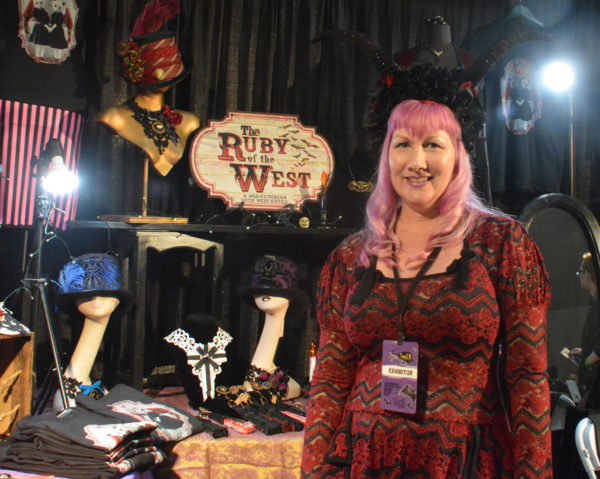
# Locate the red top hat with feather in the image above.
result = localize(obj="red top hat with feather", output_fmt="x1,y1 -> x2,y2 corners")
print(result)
118,0 -> 188,89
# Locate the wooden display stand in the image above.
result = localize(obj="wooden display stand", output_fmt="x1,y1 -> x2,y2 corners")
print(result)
0,333 -> 34,437
100,157 -> 188,224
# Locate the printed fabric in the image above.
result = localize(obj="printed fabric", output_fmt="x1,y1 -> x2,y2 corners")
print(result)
301,215 -> 552,478
0,384 -> 203,478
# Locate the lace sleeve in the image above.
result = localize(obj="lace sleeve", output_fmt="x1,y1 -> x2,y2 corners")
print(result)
301,240 -> 359,479
497,221 -> 552,478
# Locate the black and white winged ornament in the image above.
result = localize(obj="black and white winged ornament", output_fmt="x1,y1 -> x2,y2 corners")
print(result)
313,19 -> 554,156
164,327 -> 233,401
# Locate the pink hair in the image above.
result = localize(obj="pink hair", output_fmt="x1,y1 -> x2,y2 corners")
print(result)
360,99 -> 499,267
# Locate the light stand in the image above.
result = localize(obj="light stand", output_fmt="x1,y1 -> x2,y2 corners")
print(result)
23,278 -> 69,411
26,138 -> 79,412
543,61 -> 575,196
568,93 -> 574,196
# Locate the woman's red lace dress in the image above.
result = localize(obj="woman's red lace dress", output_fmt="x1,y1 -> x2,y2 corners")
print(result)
301,216 -> 552,478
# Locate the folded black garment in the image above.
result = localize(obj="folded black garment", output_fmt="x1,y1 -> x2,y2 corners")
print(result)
0,383 -> 203,479
273,401 -> 306,417
8,407 -> 158,453
270,402 -> 306,425
258,405 -> 304,433
225,402 -> 304,434
75,383 -> 204,443
0,440 -> 164,479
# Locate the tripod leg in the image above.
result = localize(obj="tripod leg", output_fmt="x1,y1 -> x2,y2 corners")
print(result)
32,366 -> 57,415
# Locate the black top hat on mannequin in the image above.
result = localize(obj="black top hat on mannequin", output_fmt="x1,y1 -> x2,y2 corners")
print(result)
54,253 -> 135,319
237,255 -> 310,318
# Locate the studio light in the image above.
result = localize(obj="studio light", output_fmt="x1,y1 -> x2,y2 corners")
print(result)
42,156 -> 79,194
40,139 -> 79,195
543,61 -> 575,92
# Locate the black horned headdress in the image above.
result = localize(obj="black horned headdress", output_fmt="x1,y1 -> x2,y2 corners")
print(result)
314,20 -> 553,156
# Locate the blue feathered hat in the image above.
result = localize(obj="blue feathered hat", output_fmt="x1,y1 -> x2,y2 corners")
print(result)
54,253 -> 135,319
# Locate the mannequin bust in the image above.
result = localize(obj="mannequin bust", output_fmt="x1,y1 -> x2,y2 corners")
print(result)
244,294 -> 301,400
395,16 -> 472,70
96,87 -> 200,176
96,0 -> 199,178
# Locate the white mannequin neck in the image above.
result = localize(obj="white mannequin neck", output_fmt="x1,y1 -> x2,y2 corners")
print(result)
250,296 -> 289,371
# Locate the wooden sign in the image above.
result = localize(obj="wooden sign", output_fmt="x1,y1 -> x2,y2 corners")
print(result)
189,112 -> 334,211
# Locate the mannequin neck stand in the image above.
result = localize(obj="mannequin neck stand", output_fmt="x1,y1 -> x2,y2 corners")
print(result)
245,296 -> 301,400
53,296 -> 118,411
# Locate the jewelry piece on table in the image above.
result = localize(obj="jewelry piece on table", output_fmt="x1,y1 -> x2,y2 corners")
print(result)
347,162 -> 376,193
244,365 -> 290,403
234,392 -> 252,406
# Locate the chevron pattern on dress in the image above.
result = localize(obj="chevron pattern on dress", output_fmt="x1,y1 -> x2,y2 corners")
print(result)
302,216 -> 552,479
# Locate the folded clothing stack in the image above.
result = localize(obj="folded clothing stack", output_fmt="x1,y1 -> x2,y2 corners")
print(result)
0,384 -> 203,479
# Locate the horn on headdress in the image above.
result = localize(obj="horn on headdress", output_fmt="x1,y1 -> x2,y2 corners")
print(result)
363,20 -> 554,154
312,29 -> 398,76
463,19 -> 555,86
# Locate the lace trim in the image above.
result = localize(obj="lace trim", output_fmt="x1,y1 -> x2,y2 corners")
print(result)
164,327 -> 233,402
354,241 -> 476,284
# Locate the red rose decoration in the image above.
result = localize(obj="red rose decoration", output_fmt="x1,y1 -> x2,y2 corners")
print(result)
161,105 -> 183,125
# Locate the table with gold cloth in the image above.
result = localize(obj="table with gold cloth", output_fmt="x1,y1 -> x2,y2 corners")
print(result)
155,428 -> 304,478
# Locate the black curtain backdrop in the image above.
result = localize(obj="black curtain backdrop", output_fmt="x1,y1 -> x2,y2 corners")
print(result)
2,0 -> 600,416
77,0 -> 600,223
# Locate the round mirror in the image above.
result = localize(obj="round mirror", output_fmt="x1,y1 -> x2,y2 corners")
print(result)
520,193 -> 600,399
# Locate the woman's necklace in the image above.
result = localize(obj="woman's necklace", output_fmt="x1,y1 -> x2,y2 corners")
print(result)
420,42 -> 452,61
125,99 -> 182,154
348,162 -> 376,193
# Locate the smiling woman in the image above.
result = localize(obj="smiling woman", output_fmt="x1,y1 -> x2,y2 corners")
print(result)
387,128 -> 456,221
301,99 -> 554,478
364,100 -> 481,273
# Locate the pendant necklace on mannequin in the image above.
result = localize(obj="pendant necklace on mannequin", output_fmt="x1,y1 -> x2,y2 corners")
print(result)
126,99 -> 181,154
420,42 -> 452,62
348,162 -> 377,193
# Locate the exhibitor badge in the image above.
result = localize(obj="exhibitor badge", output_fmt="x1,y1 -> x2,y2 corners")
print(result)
381,340 -> 419,414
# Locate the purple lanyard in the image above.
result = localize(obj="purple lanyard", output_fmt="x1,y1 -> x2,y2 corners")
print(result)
391,246 -> 441,344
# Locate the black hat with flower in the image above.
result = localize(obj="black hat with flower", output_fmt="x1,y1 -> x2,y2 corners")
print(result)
315,19 -> 554,157
54,253 -> 135,319
237,255 -> 310,318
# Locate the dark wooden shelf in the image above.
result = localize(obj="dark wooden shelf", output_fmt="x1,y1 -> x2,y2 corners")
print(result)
68,220 -> 357,238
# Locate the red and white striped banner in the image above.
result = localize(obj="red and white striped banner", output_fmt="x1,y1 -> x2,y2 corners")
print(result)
0,99 -> 84,230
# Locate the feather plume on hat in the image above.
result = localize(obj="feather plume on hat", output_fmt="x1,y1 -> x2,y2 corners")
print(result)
54,254 -> 135,319
131,0 -> 181,37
